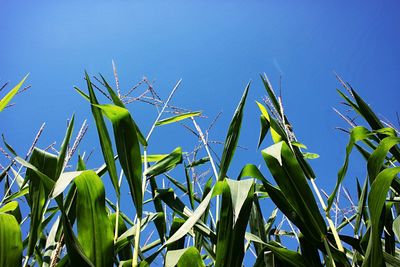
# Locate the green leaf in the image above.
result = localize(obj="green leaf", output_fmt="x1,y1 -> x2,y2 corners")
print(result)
96,104 -> 143,217
0,74 -> 28,112
0,201 -> 21,223
367,137 -> 400,183
74,170 -> 114,267
257,114 -> 270,149
85,72 -> 120,199
165,247 -> 205,267
393,215 -> 400,242
145,147 -> 182,177
225,179 -> 254,225
99,74 -> 148,147
0,213 -> 23,267
50,171 -> 83,199
218,82 -> 250,180
142,154 -> 167,162
166,187 -> 214,245
302,152 -> 319,159
363,167 -> 400,267
155,111 -> 202,126
354,178 -> 368,236
186,157 -> 210,168
215,179 -> 254,267
55,115 -> 75,178
328,126 -> 371,211
262,141 -> 326,242
25,148 -> 58,257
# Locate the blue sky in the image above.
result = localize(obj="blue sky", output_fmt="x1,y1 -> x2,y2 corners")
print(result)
1,0 -> 400,264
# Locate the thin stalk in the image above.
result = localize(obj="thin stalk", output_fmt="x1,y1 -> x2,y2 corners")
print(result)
191,117 -> 220,221
132,216 -> 142,267
145,79 -> 182,142
310,178 -> 344,252
22,256 -> 29,267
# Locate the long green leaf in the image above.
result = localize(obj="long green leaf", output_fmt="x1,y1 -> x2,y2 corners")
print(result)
0,213 -> 23,266
262,141 -> 326,242
0,74 -> 28,112
55,115 -> 75,178
25,148 -> 58,257
363,167 -> 400,267
74,170 -> 113,267
96,104 -> 143,217
218,82 -> 250,180
85,73 -> 120,199
83,78 -> 120,200
156,111 -> 202,126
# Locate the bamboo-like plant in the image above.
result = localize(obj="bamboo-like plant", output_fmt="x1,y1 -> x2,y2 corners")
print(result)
0,70 -> 399,267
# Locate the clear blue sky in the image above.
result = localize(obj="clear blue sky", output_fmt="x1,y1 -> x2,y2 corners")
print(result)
1,0 -> 400,264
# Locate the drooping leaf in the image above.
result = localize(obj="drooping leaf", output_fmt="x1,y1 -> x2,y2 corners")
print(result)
155,111 -> 202,126
0,213 -> 23,267
99,73 -> 148,147
328,126 -> 371,211
74,170 -> 114,267
0,74 -> 28,112
96,104 -> 143,217
218,82 -> 250,180
367,136 -> 400,183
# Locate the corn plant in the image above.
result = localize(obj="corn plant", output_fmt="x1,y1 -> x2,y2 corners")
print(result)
0,70 -> 399,267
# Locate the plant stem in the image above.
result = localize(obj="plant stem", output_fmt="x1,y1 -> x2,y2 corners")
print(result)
310,178 -> 344,252
132,216 -> 142,267
191,117 -> 220,221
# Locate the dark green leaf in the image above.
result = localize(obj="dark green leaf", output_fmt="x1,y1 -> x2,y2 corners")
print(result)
85,72 -> 120,199
218,82 -> 250,180
96,104 -> 143,217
